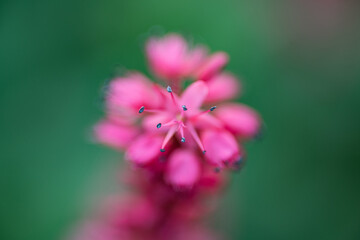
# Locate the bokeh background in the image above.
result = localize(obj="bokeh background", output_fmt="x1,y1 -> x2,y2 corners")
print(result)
1,0 -> 360,239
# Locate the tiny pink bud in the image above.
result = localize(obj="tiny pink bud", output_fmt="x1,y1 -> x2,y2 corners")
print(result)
202,129 -> 241,167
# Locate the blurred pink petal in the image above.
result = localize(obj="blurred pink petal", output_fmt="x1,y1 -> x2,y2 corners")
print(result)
193,114 -> 224,130
202,129 -> 241,167
146,34 -> 207,81
205,72 -> 241,103
69,220 -> 130,240
120,197 -> 160,229
125,134 -> 163,165
94,120 -> 138,150
185,46 -> 208,75
215,103 -> 261,139
195,52 -> 229,81
166,149 -> 201,188
106,72 -> 161,114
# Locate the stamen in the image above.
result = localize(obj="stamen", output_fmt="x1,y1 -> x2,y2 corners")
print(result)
166,85 -> 181,112
187,122 -> 206,153
182,105 -> 188,111
138,106 -> 164,114
157,123 -> 162,129
161,126 -> 177,151
144,109 -> 164,113
190,106 -> 217,120
162,120 -> 178,127
179,124 -> 185,143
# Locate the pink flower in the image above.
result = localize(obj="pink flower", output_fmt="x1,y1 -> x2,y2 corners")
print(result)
97,74 -> 260,170
84,33 -> 262,240
135,80 -> 256,169
146,34 -> 207,81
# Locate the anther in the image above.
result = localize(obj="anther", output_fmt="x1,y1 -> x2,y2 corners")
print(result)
181,137 -> 186,143
160,148 -> 165,152
182,105 -> 188,111
139,106 -> 145,113
210,106 -> 217,111
214,167 -> 221,173
157,123 -> 162,129
203,150 -> 206,154
166,86 -> 172,93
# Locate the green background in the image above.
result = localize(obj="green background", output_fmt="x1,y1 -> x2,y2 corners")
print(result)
1,0 -> 360,239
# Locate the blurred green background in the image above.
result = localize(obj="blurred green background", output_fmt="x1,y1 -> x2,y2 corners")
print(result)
1,0 -> 360,239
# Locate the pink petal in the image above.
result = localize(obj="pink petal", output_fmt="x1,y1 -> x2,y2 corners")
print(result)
106,72 -> 161,114
180,81 -> 208,114
142,113 -> 173,133
166,149 -> 201,188
125,134 -> 163,165
195,52 -> 229,81
185,45 -> 208,75
202,129 -> 241,167
124,197 -> 160,229
146,34 -> 188,80
193,114 -> 224,130
205,72 -> 241,103
215,103 -> 261,139
94,120 -> 138,150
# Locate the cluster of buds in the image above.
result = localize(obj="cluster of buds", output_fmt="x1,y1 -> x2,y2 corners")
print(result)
71,33 -> 261,240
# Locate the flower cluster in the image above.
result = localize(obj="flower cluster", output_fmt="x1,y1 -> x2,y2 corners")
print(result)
71,33 -> 261,240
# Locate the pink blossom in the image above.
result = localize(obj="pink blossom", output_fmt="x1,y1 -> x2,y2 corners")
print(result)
146,34 -> 207,81
78,33 -> 262,240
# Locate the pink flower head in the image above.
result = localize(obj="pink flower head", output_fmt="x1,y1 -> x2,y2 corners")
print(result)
136,80 -> 250,169
86,32 -> 262,240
